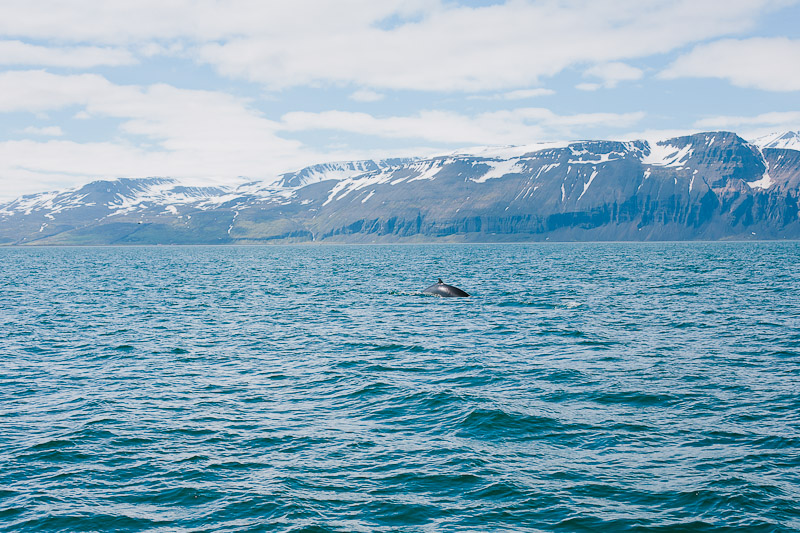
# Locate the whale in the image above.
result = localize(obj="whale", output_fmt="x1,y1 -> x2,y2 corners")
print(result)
423,278 -> 470,297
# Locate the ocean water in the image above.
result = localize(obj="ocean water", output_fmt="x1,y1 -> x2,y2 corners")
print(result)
1,242 -> 799,532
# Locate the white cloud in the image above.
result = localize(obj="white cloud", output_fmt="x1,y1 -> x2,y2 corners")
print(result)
660,37 -> 800,91
469,88 -> 555,100
693,111 -> 800,138
499,88 -> 555,100
694,111 -> 800,129
281,108 -> 645,146
138,42 -> 185,58
0,0 -> 439,44
349,89 -> 385,102
0,64 -> 648,200
194,0 -> 784,91
581,62 -> 644,89
616,128 -> 705,144
0,70 -> 315,200
0,71 -> 287,154
0,69 -> 642,199
0,1 -> 797,201
0,70 -> 118,112
0,40 -> 135,67
0,0 -> 784,91
22,125 -> 63,136
576,83 -> 601,92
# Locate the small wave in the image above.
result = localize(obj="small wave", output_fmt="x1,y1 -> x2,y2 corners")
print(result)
128,485 -> 225,506
496,300 -> 549,308
387,290 -> 424,297
8,513 -> 165,532
164,427 -> 217,437
750,434 -> 800,450
456,407 -> 566,440
0,506 -> 24,521
19,446 -> 91,463
99,328 -> 130,336
113,344 -> 134,351
111,436 -> 156,446
590,390 -> 680,407
669,321 -> 712,329
371,343 -> 426,353
464,480 -> 529,501
769,349 -> 798,358
578,338 -> 619,347
538,328 -> 586,338
208,459 -> 273,470
338,381 -> 396,400
26,439 -> 75,451
359,389 -> 472,426
375,471 -> 482,494
540,368 -> 591,384
360,500 -> 442,526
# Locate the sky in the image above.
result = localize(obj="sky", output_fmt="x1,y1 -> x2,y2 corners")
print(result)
0,0 -> 799,201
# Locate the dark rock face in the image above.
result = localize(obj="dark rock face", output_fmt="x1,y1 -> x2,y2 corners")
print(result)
2,131 -> 799,245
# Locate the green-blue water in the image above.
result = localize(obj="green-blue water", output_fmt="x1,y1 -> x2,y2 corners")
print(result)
1,243 -> 799,532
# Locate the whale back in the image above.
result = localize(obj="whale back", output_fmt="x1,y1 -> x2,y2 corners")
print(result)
423,281 -> 470,297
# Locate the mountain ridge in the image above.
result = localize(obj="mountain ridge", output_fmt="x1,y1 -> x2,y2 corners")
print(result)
2,131 -> 799,245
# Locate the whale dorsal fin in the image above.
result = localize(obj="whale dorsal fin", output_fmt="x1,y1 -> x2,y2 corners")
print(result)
438,278 -> 443,284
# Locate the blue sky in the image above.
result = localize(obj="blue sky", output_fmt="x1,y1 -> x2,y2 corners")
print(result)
0,0 -> 799,200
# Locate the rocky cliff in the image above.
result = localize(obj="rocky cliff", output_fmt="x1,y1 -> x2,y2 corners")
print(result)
1,131 -> 799,244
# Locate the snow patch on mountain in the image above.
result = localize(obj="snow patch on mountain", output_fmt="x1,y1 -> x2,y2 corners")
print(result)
577,169 -> 599,201
2,191 -> 64,216
0,177 -> 295,219
747,172 -> 774,189
107,180 -> 200,215
408,160 -> 449,182
641,142 -> 693,168
277,159 -> 416,188
752,131 -> 800,151
568,150 -> 623,165
443,141 -> 570,159
472,159 -> 525,183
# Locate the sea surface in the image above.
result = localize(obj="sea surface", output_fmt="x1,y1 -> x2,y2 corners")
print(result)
1,242 -> 799,532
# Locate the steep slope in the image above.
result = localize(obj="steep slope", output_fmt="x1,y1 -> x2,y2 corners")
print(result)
275,158 -> 417,187
753,131 -> 800,151
302,132 -> 798,241
1,131 -> 799,244
0,178 -> 289,244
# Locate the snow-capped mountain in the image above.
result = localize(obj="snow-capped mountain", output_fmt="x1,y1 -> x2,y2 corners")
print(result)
275,158 -> 417,188
2,131 -> 799,244
753,131 -> 800,151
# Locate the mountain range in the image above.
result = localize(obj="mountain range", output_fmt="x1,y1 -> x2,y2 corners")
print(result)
1,131 -> 799,245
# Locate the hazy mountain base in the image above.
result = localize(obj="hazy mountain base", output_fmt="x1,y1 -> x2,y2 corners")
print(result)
2,132 -> 799,244
12,204 -> 797,245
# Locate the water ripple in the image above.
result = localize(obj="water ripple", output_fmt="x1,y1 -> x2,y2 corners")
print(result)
1,242 -> 799,531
